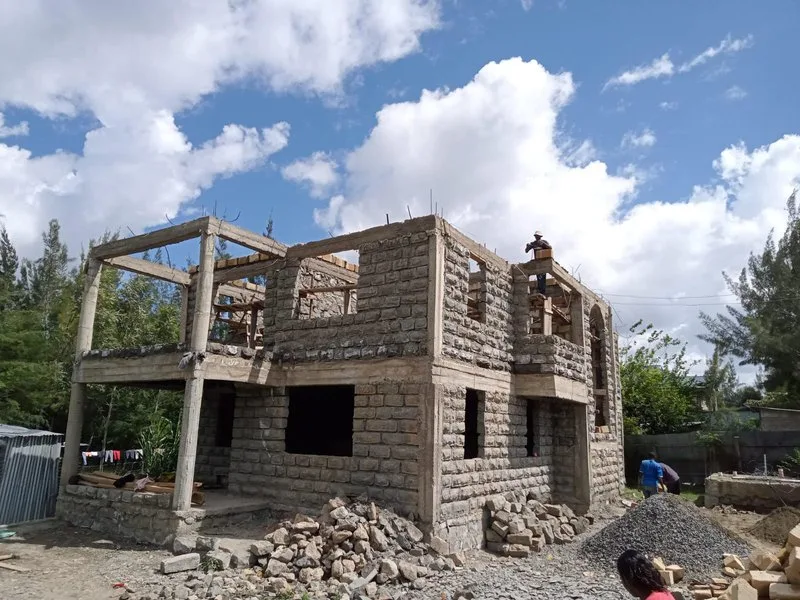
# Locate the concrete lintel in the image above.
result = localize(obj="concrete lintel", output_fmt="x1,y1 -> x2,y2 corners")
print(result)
513,373 -> 589,404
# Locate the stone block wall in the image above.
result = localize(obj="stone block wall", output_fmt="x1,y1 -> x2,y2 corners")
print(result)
195,391 -> 232,487
441,236 -> 514,371
581,294 -> 625,503
261,230 -> 432,362
705,473 -> 800,510
296,263 -> 357,319
436,384 -> 582,551
57,485 -> 179,546
514,334 -> 586,381
226,382 -> 421,516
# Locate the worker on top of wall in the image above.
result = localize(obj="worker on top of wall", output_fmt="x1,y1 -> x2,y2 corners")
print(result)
525,230 -> 552,295
658,462 -> 681,495
638,451 -> 664,499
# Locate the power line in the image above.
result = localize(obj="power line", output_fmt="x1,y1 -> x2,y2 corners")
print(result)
610,301 -> 741,307
598,291 -> 737,300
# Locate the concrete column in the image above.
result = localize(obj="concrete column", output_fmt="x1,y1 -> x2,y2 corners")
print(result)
426,230 -> 445,358
574,403 -> 592,513
173,231 -> 216,511
418,383 -> 442,531
60,258 -> 103,487
178,285 -> 189,344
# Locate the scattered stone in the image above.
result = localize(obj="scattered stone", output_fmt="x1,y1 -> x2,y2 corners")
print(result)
195,536 -> 217,552
172,536 -> 196,555
789,525 -> 800,547
750,571 -> 787,595
161,553 -> 200,575
750,551 -> 782,572
769,583 -> 800,600
249,541 -> 273,557
205,550 -> 231,571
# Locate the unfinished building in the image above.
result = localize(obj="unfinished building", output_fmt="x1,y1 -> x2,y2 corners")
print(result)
56,215 -> 624,551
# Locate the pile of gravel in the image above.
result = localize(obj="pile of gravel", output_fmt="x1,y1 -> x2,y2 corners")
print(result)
580,494 -> 749,578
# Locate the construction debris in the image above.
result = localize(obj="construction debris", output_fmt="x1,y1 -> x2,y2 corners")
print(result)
686,519 -> 800,600
483,494 -> 589,557
0,553 -> 29,573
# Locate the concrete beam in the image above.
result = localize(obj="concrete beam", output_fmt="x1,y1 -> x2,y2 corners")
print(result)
89,217 -> 210,260
209,217 -> 287,257
105,255 -> 191,286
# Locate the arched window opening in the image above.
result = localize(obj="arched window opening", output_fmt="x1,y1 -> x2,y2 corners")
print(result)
590,305 -> 608,429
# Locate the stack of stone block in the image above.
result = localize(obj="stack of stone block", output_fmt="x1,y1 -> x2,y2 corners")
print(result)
483,493 -> 589,558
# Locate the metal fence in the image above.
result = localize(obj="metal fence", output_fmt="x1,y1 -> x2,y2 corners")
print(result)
0,425 -> 63,525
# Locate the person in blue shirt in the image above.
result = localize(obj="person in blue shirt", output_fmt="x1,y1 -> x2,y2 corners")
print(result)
639,451 -> 664,499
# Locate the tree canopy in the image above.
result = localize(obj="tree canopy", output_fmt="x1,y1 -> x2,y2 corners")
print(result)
0,220 -> 182,448
699,190 -> 800,405
619,320 -> 700,435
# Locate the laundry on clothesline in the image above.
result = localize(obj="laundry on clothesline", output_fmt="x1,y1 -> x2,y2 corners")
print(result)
80,448 -> 143,465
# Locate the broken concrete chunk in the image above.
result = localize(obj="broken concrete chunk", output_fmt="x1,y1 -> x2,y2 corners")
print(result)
660,570 -> 675,586
725,555 -> 747,571
666,565 -> 685,583
652,557 -> 667,571
486,496 -> 507,513
750,571 -> 787,596
769,583 -> 800,600
205,550 -> 231,570
172,535 -> 197,555
724,579 -> 758,600
786,547 -> 800,585
750,551 -> 782,572
379,559 -> 399,580
249,541 -> 274,558
272,547 -> 294,563
788,525 -> 800,548
398,561 -> 419,582
506,531 -> 533,546
161,553 -> 200,574
268,527 -> 291,546
265,558 -> 288,577
195,536 -> 218,552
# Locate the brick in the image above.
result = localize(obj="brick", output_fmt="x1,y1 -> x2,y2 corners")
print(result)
786,548 -> 800,585
750,571 -> 786,596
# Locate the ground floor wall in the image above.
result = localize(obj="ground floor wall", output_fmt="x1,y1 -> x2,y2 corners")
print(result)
590,432 -> 625,505
195,384 -> 233,488
56,485 -> 185,545
432,383 -> 591,552
226,381 -> 423,517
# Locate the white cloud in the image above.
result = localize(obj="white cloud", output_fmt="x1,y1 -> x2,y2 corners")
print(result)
0,113 -> 29,138
521,0 -> 534,10
282,152 -> 340,198
621,128 -> 657,149
677,34 -> 754,73
0,0 -> 440,256
605,34 -> 753,89
315,57 -> 800,371
725,85 -> 748,100
604,54 -> 674,89
659,101 -> 678,111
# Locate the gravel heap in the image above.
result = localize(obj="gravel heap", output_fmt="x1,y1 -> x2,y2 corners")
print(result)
580,494 -> 750,578
747,506 -> 800,546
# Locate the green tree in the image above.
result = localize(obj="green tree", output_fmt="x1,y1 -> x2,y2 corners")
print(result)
700,190 -> 800,403
699,347 -> 739,412
620,320 -> 699,435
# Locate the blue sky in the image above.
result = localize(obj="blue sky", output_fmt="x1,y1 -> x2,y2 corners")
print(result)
1,0 -> 798,374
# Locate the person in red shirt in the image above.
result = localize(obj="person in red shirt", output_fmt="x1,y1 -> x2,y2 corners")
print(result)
617,549 -> 675,600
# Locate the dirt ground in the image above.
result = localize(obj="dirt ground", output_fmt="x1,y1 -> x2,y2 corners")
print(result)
0,523 -> 171,600
0,504 -> 785,600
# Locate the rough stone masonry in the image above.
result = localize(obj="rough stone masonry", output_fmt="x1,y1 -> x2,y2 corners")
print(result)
58,214 -> 625,553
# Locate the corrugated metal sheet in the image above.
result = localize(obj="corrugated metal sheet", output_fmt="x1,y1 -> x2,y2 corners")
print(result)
0,426 -> 63,525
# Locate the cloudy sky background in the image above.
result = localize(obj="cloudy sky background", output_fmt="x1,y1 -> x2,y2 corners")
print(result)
1,0 -> 798,379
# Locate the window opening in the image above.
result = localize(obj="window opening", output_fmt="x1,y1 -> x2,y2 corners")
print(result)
285,385 -> 355,456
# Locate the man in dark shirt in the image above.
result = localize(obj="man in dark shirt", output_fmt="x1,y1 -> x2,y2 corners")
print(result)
525,231 -> 552,294
659,462 -> 681,495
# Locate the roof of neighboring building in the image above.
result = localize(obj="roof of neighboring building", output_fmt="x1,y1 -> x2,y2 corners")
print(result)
0,424 -> 60,438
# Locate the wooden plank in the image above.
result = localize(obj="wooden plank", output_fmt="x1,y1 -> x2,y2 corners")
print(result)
286,215 -> 437,259
89,217 -> 210,260
0,561 -> 30,573
211,218 -> 287,257
105,256 -> 191,286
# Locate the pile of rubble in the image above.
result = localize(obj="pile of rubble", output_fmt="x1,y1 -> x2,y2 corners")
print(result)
157,497 -> 463,600
483,494 -> 589,557
687,523 -> 800,600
